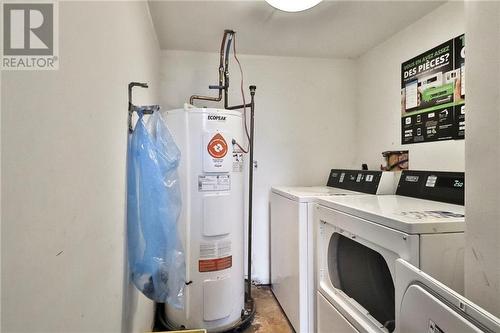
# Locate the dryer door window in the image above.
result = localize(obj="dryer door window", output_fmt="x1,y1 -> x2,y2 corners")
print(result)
328,233 -> 395,332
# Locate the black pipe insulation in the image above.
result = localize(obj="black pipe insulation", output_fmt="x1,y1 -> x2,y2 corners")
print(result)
223,34 -> 233,109
246,85 -> 256,301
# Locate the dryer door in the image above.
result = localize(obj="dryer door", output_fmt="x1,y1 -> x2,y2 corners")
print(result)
395,259 -> 500,333
316,205 -> 419,333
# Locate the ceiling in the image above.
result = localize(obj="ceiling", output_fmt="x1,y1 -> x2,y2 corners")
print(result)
148,0 -> 445,59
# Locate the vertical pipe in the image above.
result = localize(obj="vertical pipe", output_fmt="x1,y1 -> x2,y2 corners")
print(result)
247,85 -> 256,300
189,31 -> 228,105
128,85 -> 133,132
223,33 -> 233,109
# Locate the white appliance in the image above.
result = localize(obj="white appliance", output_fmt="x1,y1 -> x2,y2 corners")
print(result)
164,106 -> 246,331
271,169 -> 401,333
444,69 -> 460,84
395,259 -> 500,333
316,170 -> 466,333
419,72 -> 443,91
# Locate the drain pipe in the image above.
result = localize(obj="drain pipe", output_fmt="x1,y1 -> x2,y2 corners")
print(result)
246,85 -> 256,301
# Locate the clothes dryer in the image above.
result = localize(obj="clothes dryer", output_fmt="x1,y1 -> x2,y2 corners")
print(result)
316,170 -> 465,333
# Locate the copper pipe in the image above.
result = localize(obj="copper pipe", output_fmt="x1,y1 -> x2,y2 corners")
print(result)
189,30 -> 234,105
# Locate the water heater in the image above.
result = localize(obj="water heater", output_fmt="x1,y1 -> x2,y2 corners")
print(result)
164,106 -> 245,331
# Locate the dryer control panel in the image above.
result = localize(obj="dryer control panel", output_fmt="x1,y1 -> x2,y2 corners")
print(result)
396,170 -> 465,205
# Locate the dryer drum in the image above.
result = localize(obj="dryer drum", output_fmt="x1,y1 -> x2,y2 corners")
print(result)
328,233 -> 396,332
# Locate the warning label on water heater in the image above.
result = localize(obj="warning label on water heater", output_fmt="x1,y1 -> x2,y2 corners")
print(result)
198,175 -> 231,192
199,240 -> 233,272
199,256 -> 232,272
199,240 -> 232,259
233,153 -> 243,172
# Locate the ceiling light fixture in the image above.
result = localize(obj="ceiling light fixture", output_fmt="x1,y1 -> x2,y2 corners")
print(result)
265,0 -> 322,12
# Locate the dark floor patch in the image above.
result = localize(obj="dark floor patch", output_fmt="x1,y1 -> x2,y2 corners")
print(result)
244,286 -> 294,333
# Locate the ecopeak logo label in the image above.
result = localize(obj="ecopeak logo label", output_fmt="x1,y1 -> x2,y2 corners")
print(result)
208,114 -> 226,121
1,1 -> 59,70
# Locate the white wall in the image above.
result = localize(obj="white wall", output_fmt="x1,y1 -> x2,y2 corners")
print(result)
354,2 -> 465,171
1,2 -> 160,332
160,50 -> 358,283
464,1 -> 500,317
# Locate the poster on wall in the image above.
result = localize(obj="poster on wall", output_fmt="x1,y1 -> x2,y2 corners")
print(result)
401,34 -> 465,144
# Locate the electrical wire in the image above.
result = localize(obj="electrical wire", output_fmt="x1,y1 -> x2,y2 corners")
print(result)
232,33 -> 251,154
233,139 -> 248,154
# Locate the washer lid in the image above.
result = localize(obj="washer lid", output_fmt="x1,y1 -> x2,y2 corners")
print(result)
316,195 -> 465,234
395,259 -> 500,333
271,186 -> 365,202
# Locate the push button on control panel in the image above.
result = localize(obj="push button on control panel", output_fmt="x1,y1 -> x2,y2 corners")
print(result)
426,175 -> 437,187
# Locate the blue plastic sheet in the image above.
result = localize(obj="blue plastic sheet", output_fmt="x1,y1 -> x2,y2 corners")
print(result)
127,109 -> 185,307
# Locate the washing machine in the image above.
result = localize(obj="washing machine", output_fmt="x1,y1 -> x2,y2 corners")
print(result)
316,170 -> 465,333
395,259 -> 500,333
270,169 -> 401,333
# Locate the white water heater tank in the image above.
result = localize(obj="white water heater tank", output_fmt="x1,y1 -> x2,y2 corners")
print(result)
164,106 -> 245,331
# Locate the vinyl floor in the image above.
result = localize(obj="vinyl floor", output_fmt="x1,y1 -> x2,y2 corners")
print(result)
243,286 -> 294,333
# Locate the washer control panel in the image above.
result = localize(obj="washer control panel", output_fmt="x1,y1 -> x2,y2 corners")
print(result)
327,169 -> 383,194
